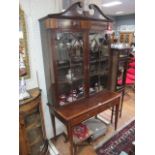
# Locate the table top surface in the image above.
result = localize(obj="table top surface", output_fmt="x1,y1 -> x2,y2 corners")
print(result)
52,90 -> 120,120
19,87 -> 41,106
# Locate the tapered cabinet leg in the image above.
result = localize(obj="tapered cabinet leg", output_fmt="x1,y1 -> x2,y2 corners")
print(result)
111,107 -> 114,123
115,104 -> 119,130
119,90 -> 125,117
64,133 -> 68,143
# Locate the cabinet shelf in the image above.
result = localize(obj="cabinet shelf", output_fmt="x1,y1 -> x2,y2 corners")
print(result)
90,71 -> 108,77
90,57 -> 108,63
58,71 -> 108,84
58,65 -> 70,70
58,59 -> 108,71
119,56 -> 130,61
59,76 -> 84,84
58,63 -> 83,70
58,58 -> 108,70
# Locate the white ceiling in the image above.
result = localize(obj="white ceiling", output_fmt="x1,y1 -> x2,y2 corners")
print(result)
68,0 -> 135,16
100,0 -> 135,16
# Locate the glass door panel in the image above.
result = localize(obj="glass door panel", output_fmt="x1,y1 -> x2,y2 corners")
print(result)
55,32 -> 84,106
89,32 -> 109,95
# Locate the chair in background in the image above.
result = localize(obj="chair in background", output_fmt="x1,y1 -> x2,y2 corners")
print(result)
125,56 -> 135,94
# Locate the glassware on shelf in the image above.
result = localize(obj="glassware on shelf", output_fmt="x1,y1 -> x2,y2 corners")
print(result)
89,87 -> 95,94
95,83 -> 99,92
59,94 -> 67,106
77,86 -> 84,97
66,69 -> 76,82
59,89 -> 79,105
111,43 -> 130,49
67,90 -> 77,103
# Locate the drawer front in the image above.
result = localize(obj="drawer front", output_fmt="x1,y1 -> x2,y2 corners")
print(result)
57,19 -> 80,29
70,97 -> 120,126
71,109 -> 97,126
97,100 -> 114,114
97,98 -> 120,114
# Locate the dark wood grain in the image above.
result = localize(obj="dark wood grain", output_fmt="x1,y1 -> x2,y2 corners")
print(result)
55,90 -> 120,120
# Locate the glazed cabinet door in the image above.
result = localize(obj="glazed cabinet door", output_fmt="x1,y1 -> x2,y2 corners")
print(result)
54,32 -> 85,106
88,32 -> 110,95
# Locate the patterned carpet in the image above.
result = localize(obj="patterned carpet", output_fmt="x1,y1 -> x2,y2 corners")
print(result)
96,120 -> 135,155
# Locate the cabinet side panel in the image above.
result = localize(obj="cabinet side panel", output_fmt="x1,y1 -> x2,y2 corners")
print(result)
39,20 -> 54,105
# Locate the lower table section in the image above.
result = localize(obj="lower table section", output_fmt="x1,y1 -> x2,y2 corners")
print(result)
49,90 -> 121,155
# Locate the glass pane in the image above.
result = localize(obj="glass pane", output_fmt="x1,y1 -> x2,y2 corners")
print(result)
55,32 -> 84,106
89,32 -> 109,95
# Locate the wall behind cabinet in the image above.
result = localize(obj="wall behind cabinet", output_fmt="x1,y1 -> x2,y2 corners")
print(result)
115,14 -> 135,28
113,14 -> 135,31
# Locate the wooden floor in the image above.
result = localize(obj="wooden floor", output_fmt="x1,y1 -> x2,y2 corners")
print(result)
51,90 -> 135,155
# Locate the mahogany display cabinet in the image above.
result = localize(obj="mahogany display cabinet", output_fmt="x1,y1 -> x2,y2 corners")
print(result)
40,2 -> 121,155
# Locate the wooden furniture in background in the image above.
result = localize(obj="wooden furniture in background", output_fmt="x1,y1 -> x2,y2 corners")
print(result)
19,88 -> 46,155
39,2 -> 121,155
120,32 -> 134,45
109,47 -> 131,121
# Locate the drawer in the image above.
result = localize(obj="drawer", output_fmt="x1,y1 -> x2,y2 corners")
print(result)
71,109 -> 97,126
45,19 -> 81,29
97,99 -> 119,114
97,101 -> 112,114
57,19 -> 80,29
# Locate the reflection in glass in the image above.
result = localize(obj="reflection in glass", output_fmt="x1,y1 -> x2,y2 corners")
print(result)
89,32 -> 109,95
55,32 -> 84,106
